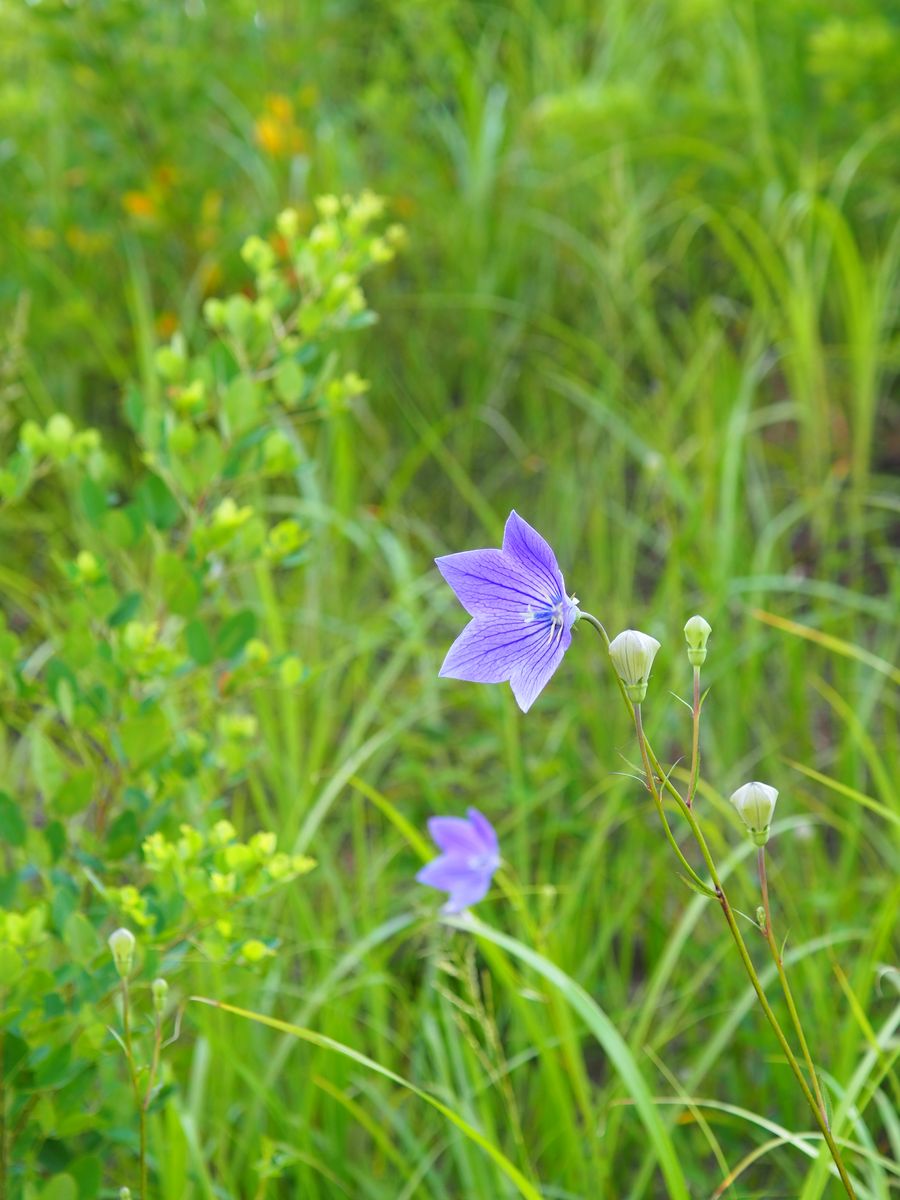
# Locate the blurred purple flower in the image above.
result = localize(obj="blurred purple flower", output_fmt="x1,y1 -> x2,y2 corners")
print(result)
435,510 -> 579,712
417,808 -> 500,914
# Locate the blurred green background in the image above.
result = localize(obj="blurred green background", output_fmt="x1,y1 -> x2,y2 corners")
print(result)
1,0 -> 898,1196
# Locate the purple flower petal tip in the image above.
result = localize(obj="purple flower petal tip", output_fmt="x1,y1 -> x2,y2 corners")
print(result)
436,511 -> 578,711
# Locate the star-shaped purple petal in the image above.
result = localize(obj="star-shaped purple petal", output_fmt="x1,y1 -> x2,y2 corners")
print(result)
416,807 -> 500,913
435,511 -> 578,712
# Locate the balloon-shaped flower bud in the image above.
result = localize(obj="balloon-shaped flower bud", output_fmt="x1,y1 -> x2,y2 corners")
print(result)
729,782 -> 778,846
608,630 -> 661,704
683,614 -> 712,667
108,927 -> 136,978
151,977 -> 169,1015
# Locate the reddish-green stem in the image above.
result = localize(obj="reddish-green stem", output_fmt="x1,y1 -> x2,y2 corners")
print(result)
758,847 -> 831,1126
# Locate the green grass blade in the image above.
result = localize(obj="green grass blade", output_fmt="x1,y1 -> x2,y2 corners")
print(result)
190,996 -> 544,1200
449,916 -> 693,1200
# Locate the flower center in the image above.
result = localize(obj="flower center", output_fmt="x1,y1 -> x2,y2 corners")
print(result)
523,592 -> 577,638
466,852 -> 500,873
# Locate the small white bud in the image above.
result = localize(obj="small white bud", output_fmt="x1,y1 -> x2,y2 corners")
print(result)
683,614 -> 712,666
608,629 -> 661,704
729,782 -> 778,846
151,977 -> 169,1014
108,927 -> 136,978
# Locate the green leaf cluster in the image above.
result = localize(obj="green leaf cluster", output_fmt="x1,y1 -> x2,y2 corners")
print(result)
0,197 -> 397,1192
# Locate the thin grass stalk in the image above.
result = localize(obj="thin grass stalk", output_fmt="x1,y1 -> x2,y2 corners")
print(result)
758,847 -> 831,1125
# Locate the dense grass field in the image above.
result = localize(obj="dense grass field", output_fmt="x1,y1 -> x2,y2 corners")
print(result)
1,1 -> 898,1197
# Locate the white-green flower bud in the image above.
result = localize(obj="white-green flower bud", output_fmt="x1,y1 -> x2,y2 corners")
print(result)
756,906 -> 766,928
120,1189 -> 132,1200
608,629 -> 661,704
108,927 -> 136,978
151,977 -> 168,1014
683,614 -> 712,666
729,782 -> 778,846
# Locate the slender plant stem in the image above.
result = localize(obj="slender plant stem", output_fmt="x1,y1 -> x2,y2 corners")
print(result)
640,729 -> 856,1198
580,613 -> 712,895
577,611 -> 610,644
144,1013 -> 163,1117
121,981 -> 147,1200
633,705 -> 715,896
579,615 -> 856,1197
687,666 -> 701,808
1,1023 -> 7,1200
758,847 -> 831,1126
580,611 -> 633,713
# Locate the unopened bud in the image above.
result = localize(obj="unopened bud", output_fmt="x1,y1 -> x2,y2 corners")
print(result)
608,629 -> 661,704
683,614 -> 712,666
756,906 -> 766,928
120,1190 -> 132,1200
729,782 -> 778,846
276,207 -> 300,239
75,550 -> 102,583
108,927 -> 136,978
151,977 -> 168,1014
46,413 -> 75,450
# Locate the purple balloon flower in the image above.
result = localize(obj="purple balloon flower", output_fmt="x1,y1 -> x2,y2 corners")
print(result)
416,808 -> 500,913
435,510 -> 579,712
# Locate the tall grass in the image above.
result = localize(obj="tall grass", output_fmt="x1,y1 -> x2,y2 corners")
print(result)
2,0 -> 898,1194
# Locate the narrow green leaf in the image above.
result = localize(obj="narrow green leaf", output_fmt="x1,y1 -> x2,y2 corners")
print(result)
190,996 -> 544,1200
453,916 -> 692,1200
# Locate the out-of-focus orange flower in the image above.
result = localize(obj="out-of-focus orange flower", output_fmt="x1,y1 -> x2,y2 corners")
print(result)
122,191 -> 158,220
155,311 -> 179,338
254,94 -> 309,157
265,93 -> 294,122
255,115 -> 284,155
